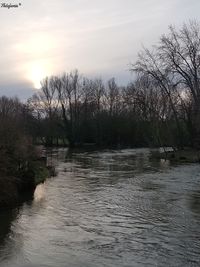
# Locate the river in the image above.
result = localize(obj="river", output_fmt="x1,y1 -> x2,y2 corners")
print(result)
0,148 -> 200,267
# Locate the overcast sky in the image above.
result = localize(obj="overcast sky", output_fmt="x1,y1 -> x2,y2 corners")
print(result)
0,0 -> 200,99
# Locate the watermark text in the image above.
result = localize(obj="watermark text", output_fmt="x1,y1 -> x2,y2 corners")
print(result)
1,3 -> 21,9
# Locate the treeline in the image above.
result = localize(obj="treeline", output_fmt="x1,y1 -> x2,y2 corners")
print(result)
0,96 -> 48,207
27,72 -> 176,148
27,20 -> 200,149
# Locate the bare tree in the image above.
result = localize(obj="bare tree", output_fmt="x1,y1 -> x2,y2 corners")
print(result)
159,21 -> 200,146
104,78 -> 120,116
132,47 -> 184,148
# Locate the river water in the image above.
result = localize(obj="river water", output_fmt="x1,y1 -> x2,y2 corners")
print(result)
0,148 -> 200,267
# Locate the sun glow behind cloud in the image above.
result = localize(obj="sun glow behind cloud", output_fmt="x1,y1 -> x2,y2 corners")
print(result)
1,0 -> 200,98
15,34 -> 56,88
27,61 -> 51,89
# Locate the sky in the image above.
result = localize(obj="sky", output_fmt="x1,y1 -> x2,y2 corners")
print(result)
0,0 -> 200,100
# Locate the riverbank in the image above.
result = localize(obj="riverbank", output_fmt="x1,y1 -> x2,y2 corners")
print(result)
152,148 -> 200,163
0,159 -> 50,209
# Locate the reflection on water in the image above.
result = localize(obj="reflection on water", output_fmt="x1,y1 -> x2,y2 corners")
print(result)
33,183 -> 46,203
0,148 -> 200,267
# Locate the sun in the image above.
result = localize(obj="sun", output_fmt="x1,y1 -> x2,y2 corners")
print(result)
29,62 -> 47,89
16,34 -> 55,89
26,60 -> 52,89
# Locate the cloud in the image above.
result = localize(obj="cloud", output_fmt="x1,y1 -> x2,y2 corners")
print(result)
0,81 -> 35,101
0,0 -> 200,99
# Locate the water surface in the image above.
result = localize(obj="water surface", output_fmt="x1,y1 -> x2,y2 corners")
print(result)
0,148 -> 200,267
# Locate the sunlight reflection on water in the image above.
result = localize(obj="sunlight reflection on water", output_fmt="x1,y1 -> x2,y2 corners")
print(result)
34,183 -> 46,203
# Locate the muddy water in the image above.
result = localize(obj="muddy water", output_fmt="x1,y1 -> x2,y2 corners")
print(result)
0,148 -> 200,267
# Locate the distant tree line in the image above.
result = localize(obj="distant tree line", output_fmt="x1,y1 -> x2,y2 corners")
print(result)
27,20 -> 200,149
27,72 -> 166,148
